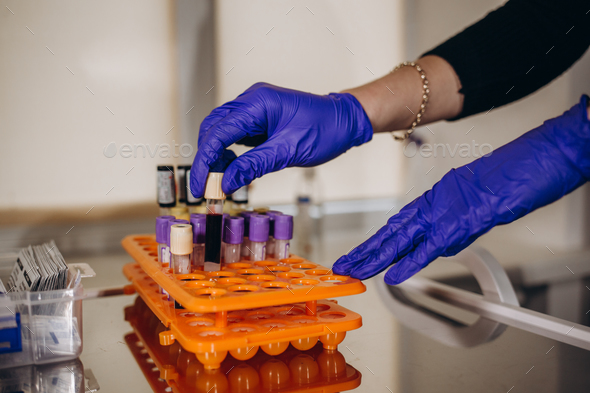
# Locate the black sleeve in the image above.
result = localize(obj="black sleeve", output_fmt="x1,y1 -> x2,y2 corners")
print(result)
423,0 -> 590,120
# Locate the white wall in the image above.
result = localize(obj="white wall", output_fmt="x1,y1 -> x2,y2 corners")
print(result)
215,0 -> 406,205
0,0 -> 180,210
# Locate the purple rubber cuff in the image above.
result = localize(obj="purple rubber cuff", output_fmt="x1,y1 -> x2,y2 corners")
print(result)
223,216 -> 244,244
156,215 -> 175,243
249,214 -> 270,242
265,211 -> 282,236
239,211 -> 256,237
273,214 -> 293,240
190,215 -> 206,244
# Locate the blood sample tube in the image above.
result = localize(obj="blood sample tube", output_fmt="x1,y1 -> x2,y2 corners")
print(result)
170,224 -> 193,274
265,211 -> 283,257
223,216 -> 244,265
203,173 -> 226,271
157,165 -> 176,215
177,165 -> 191,205
167,219 -> 189,270
239,211 -> 256,258
248,214 -> 269,261
190,214 -> 206,270
156,215 -> 174,263
274,215 -> 293,260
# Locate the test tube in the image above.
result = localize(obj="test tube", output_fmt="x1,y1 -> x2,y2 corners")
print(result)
203,173 -> 226,271
239,211 -> 256,258
170,224 -> 193,275
167,219 -> 189,270
156,215 -> 174,263
223,216 -> 244,265
157,165 -> 176,215
190,214 -> 206,270
221,213 -> 229,261
248,214 -> 269,261
265,211 -> 283,257
177,165 -> 191,205
274,214 -> 293,260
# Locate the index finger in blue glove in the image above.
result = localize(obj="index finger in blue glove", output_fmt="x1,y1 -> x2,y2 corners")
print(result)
190,112 -> 264,197
331,206 -> 426,276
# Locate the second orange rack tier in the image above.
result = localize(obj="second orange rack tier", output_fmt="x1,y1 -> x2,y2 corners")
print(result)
124,263 -> 363,369
122,234 -> 366,313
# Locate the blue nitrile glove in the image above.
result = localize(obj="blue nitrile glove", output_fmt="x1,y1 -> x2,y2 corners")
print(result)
333,95 -> 590,285
189,83 -> 373,197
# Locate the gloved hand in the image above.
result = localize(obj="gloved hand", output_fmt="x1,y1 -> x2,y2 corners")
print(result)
190,83 -> 373,197
333,95 -> 590,285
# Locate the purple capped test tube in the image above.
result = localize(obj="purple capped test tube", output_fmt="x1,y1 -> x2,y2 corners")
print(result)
248,214 -> 269,261
167,219 -> 189,269
223,216 -> 244,265
156,215 -> 174,263
265,211 -> 282,257
274,215 -> 293,260
239,211 -> 256,258
190,214 -> 206,270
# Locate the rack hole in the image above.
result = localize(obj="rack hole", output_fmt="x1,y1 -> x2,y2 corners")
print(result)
237,268 -> 264,276
217,277 -> 247,285
198,330 -> 224,337
195,288 -> 226,297
228,285 -> 260,293
267,266 -> 290,273
227,317 -> 244,324
179,312 -> 203,318
320,312 -> 346,319
307,269 -> 330,276
277,272 -> 304,279
206,271 -> 235,278
261,281 -> 289,290
254,260 -> 279,267
247,311 -> 274,320
188,318 -> 215,327
292,263 -> 317,270
320,275 -> 348,283
290,278 -> 319,286
248,275 -> 276,282
280,257 -> 304,264
176,273 -> 206,281
184,280 -> 215,288
278,307 -> 305,316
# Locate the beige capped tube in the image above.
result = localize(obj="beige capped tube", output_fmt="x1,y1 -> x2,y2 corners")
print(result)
204,172 -> 226,200
170,224 -> 193,255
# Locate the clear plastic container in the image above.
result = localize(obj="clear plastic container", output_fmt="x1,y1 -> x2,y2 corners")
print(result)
0,267 -> 84,369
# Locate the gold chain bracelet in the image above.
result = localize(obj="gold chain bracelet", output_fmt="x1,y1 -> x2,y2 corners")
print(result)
390,62 -> 430,141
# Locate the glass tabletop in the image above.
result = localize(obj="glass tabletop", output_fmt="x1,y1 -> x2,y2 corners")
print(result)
72,275 -> 589,392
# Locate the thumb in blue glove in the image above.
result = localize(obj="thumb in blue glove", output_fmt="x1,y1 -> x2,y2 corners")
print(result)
190,83 -> 373,198
333,95 -> 590,285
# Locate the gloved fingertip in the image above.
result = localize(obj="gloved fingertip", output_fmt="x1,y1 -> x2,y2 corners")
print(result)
331,258 -> 351,275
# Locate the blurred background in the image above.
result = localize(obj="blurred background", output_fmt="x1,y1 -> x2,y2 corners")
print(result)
1,1 -> 590,391
1,0 -> 589,261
